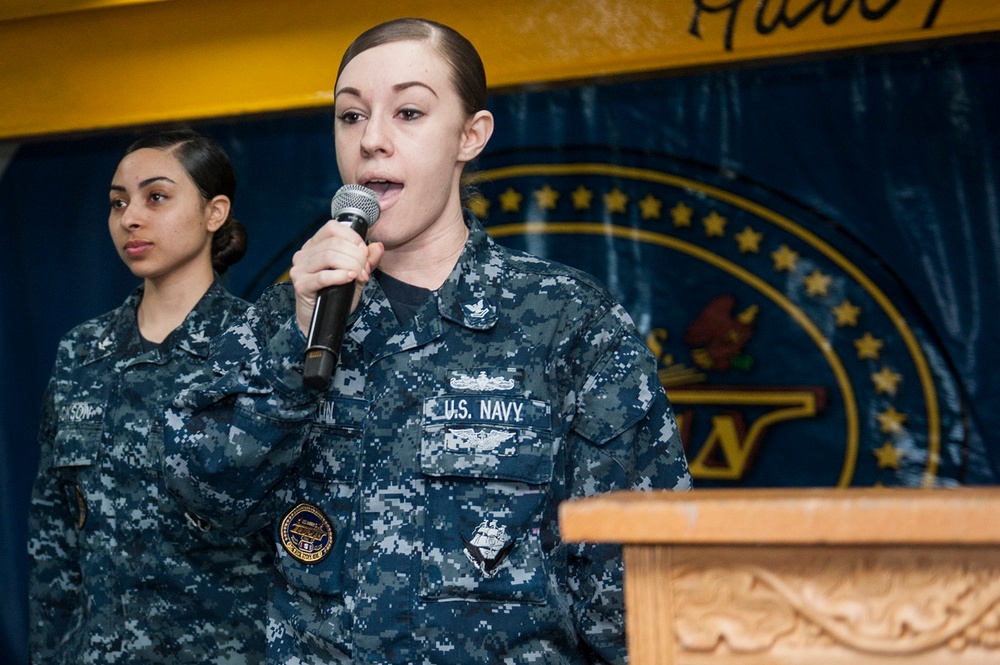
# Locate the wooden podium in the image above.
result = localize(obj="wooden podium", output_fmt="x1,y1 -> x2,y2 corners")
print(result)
559,488 -> 1000,664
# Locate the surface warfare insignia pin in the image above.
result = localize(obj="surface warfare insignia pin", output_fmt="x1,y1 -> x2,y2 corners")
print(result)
280,503 -> 335,564
449,371 -> 515,392
462,519 -> 515,577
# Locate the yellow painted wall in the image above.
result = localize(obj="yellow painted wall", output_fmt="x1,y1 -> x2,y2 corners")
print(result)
1,0 -> 997,140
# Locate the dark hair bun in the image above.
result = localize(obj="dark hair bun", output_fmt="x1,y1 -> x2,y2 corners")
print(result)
211,217 -> 248,274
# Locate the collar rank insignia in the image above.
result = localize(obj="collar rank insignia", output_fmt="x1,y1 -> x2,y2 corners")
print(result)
461,298 -> 491,321
462,519 -> 515,577
280,503 -> 335,564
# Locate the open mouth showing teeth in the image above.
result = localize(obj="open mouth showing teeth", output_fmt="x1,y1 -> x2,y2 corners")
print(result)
364,179 -> 402,197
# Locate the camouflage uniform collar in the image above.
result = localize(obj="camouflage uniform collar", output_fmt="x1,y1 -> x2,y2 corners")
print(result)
350,216 -> 498,356
172,279 -> 233,358
82,286 -> 143,364
89,279 -> 230,363
436,215 -> 500,331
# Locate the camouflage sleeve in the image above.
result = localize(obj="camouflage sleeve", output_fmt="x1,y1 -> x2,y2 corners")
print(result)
27,375 -> 83,660
164,286 -> 320,536
564,303 -> 692,663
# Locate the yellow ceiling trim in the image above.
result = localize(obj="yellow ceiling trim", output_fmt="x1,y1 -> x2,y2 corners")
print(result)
0,0 -> 167,23
1,0 -> 997,140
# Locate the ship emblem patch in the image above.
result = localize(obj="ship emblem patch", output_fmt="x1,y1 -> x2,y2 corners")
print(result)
280,503 -> 335,564
462,519 -> 515,577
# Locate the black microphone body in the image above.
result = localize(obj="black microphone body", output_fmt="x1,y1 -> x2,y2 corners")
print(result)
302,185 -> 380,390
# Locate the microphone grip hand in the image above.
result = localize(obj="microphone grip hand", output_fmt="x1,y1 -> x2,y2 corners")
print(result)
298,183 -> 381,390
302,281 -> 356,390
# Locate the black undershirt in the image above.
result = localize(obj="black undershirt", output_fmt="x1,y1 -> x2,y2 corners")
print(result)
376,270 -> 431,327
137,324 -> 164,353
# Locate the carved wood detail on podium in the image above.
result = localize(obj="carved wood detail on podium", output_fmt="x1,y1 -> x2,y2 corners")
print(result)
562,488 -> 1000,665
663,546 -> 1000,660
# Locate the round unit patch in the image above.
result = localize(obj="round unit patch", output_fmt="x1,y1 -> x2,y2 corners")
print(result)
280,503 -> 335,564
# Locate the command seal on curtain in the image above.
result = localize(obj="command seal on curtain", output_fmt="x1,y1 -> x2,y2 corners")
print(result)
470,148 -> 966,488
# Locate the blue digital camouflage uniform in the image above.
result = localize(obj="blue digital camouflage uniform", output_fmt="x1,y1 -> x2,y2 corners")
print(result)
164,217 -> 692,664
28,280 -> 272,664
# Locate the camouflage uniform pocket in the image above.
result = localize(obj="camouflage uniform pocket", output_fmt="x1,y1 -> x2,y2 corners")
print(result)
274,499 -> 354,600
53,423 -> 101,468
53,407 -> 104,533
54,401 -> 104,468
418,409 -> 553,604
274,407 -> 363,599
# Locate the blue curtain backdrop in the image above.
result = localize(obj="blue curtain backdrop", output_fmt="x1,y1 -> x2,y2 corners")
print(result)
1,38 -> 998,663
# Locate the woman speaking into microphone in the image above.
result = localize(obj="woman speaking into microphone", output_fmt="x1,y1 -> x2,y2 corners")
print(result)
165,17 -> 691,664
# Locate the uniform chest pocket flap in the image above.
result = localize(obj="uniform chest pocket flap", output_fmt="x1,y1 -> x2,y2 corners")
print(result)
419,394 -> 553,604
298,396 -> 367,483
53,401 -> 105,468
420,394 -> 553,484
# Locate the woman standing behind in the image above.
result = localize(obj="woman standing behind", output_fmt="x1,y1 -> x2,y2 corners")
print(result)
28,129 -> 271,664
167,18 -> 691,664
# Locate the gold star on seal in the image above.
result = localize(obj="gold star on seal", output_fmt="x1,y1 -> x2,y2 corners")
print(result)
671,202 -> 693,227
876,406 -> 907,434
571,185 -> 593,210
467,193 -> 490,219
703,210 -> 727,237
873,440 -> 901,469
533,184 -> 559,210
871,366 -> 902,396
638,193 -> 662,220
854,332 -> 884,360
604,188 -> 629,214
803,269 -> 832,297
499,187 -> 523,213
833,299 -> 861,327
734,226 -> 763,253
771,244 -> 799,272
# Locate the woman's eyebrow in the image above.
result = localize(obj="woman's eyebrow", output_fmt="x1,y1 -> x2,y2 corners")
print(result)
335,81 -> 438,99
109,176 -> 175,192
392,81 -> 438,97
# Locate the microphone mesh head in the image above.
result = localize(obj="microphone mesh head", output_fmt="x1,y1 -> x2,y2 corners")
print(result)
331,184 -> 381,227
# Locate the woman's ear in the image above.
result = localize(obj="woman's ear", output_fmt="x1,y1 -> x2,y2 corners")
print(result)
205,195 -> 231,233
458,110 -> 495,163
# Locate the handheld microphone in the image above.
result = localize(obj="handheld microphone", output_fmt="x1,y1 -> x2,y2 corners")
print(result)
302,184 -> 381,390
